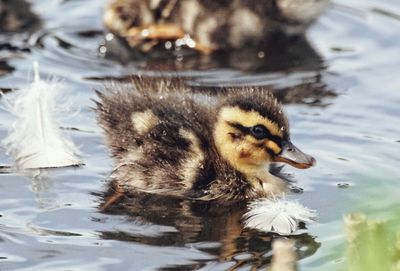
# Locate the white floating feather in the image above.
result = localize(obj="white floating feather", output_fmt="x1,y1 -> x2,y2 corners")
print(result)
2,62 -> 82,169
243,198 -> 317,235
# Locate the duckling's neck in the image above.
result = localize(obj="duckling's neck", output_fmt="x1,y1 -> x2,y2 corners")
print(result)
233,163 -> 287,197
245,169 -> 288,197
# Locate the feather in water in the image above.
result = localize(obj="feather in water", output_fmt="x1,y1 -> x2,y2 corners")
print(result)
242,198 -> 317,235
2,62 -> 82,169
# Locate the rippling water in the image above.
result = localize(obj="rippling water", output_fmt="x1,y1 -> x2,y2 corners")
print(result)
0,0 -> 400,270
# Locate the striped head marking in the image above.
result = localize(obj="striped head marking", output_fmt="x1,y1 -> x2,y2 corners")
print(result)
214,105 -> 315,176
213,106 -> 287,174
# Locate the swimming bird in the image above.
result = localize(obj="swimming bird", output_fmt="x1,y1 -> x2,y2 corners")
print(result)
103,0 -> 330,53
95,79 -> 315,202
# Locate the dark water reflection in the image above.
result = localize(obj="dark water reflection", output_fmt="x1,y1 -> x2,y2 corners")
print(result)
102,33 -> 324,73
1,0 -> 400,270
97,186 -> 320,270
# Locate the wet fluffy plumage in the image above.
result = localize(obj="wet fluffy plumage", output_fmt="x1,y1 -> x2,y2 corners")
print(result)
96,79 -> 293,201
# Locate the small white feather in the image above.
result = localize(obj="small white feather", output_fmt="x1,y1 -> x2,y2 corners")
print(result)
243,198 -> 317,235
2,62 -> 82,169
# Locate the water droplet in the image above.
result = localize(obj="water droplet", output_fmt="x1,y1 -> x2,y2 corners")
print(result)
184,35 -> 196,48
105,33 -> 114,41
99,46 -> 107,55
141,29 -> 150,37
175,38 -> 185,47
164,41 -> 172,50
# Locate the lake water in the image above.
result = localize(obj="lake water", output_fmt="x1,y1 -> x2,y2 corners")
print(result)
0,0 -> 400,270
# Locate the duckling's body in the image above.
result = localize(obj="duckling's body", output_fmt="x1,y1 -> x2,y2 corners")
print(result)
96,80 -> 315,202
104,0 -> 329,53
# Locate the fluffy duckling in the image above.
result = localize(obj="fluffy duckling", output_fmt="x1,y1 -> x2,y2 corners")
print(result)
96,79 -> 315,202
103,0 -> 330,53
96,81 -> 315,201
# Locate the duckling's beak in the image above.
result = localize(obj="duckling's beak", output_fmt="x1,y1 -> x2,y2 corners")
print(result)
274,141 -> 316,169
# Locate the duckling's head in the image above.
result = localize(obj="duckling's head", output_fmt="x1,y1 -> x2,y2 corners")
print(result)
213,88 -> 315,177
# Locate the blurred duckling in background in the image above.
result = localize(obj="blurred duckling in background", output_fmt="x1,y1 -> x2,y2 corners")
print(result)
0,0 -> 40,33
96,79 -> 315,202
103,0 -> 330,53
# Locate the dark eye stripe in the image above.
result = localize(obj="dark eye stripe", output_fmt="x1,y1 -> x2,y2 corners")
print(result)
227,121 -> 283,147
267,134 -> 283,147
227,122 -> 250,134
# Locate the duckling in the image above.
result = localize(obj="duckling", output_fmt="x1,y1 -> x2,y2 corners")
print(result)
103,0 -> 329,53
95,79 -> 315,202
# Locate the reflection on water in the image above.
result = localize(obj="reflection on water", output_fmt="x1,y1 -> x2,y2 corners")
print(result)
97,183 -> 320,270
102,33 -> 324,73
0,61 -> 14,78
29,171 -> 59,211
0,0 -> 400,270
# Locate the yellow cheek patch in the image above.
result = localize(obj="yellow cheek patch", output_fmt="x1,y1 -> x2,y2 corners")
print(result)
245,134 -> 263,145
265,140 -> 281,154
219,106 -> 283,137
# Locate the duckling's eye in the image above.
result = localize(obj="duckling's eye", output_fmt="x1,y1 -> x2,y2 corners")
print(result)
250,125 -> 270,140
